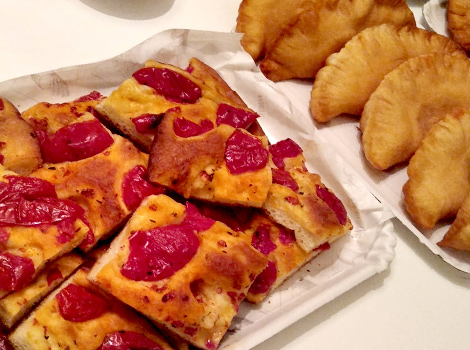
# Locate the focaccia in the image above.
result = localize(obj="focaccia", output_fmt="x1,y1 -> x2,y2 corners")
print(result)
88,194 -> 268,350
30,134 -> 164,251
95,58 -> 258,152
195,201 -> 329,303
148,108 -> 271,207
263,139 -> 353,252
0,166 -> 89,299
0,253 -> 84,329
9,268 -> 175,350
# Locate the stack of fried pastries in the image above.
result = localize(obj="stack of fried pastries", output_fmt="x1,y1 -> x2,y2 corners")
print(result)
308,21 -> 470,251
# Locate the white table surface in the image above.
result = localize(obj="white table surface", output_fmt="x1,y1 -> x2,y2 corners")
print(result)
1,1 -> 469,349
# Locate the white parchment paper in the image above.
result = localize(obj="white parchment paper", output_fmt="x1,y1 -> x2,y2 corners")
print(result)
0,29 -> 396,350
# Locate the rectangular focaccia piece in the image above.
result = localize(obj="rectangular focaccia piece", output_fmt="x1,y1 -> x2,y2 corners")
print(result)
30,133 -> 164,251
195,202 -> 329,303
95,58 -> 255,152
263,138 -> 353,252
148,108 -> 271,208
9,268 -> 175,350
88,194 -> 268,350
0,166 -> 90,299
0,253 -> 84,329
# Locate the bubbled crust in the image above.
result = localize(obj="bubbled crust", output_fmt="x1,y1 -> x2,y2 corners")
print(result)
30,135 -> 149,251
0,97 -> 42,175
149,108 -> 272,207
88,194 -> 268,350
9,269 -> 175,350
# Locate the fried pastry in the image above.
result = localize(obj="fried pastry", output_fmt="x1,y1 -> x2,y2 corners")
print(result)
310,24 -> 466,123
360,53 -> 470,170
0,97 -> 42,175
447,0 -> 470,51
403,110 -> 470,229
236,0 -> 307,61
439,192 -> 470,252
258,0 -> 415,81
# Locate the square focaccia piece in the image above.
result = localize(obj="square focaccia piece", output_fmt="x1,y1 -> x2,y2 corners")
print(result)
88,194 -> 268,350
148,107 -> 271,208
30,134 -> 164,251
195,202 -> 329,303
0,253 -> 84,329
263,139 -> 353,252
9,268 -> 175,350
0,166 -> 90,299
95,58 -> 259,152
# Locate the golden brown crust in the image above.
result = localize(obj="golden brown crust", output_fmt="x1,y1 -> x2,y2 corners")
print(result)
89,194 -> 267,350
0,253 -> 84,329
258,0 -> 416,81
149,108 -> 271,207
447,0 -> 470,51
310,24 -> 466,123
439,192 -> 470,251
360,53 -> 470,170
31,135 -> 149,251
403,110 -> 470,229
9,268 -> 175,350
0,97 -> 42,175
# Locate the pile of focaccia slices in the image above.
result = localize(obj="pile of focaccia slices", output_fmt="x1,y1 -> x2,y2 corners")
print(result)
0,57 -> 352,350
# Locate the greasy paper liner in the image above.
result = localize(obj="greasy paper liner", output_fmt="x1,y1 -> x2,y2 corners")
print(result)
0,29 -> 396,349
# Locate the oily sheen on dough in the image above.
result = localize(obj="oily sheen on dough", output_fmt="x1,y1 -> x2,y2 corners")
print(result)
310,24 -> 466,123
403,110 -> 470,229
360,53 -> 470,170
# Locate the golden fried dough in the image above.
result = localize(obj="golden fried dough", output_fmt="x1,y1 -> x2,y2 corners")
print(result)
0,97 -> 42,175
236,0 -> 307,61
310,24 -> 466,123
448,0 -> 470,51
403,110 -> 470,229
439,192 -> 470,252
360,53 -> 470,170
258,0 -> 415,81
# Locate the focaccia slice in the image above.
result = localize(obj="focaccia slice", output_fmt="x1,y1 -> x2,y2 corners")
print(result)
0,97 -> 42,175
30,134 -> 164,251
148,107 -> 271,207
403,110 -> 470,229
9,268 -> 175,350
95,58 -> 258,152
88,194 -> 268,350
263,139 -> 353,252
310,24 -> 466,122
0,167 -> 89,299
196,201 -> 329,303
258,0 -> 415,81
0,253 -> 84,329
361,53 -> 470,170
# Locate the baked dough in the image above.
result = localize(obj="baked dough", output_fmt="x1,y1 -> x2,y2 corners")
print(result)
9,268 -> 175,350
88,194 -> 268,350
